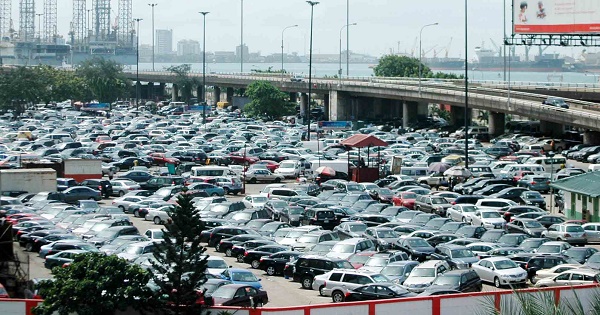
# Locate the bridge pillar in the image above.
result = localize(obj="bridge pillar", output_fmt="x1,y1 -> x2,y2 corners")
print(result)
540,121 -> 564,137
323,94 -> 330,119
196,85 -> 204,102
488,112 -> 506,137
372,98 -> 383,120
158,83 -> 166,100
226,87 -> 234,103
300,93 -> 309,118
171,84 -> 179,102
147,82 -> 154,100
289,92 -> 297,103
403,101 -> 417,129
213,86 -> 221,103
449,106 -> 472,127
584,131 -> 600,145
328,90 -> 349,121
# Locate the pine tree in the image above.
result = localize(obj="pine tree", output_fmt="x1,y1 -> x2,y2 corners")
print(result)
151,189 -> 209,315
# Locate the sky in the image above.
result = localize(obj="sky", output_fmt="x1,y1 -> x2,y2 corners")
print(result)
8,0 -> 589,59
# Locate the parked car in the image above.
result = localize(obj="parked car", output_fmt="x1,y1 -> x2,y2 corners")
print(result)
342,283 -> 415,302
542,223 -> 588,245
471,257 -> 528,288
535,269 -> 600,288
205,284 -> 268,307
422,269 -> 482,293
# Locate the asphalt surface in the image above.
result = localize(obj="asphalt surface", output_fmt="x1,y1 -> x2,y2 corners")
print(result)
16,146 -> 598,307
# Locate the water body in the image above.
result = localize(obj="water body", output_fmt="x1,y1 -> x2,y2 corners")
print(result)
134,62 -> 600,85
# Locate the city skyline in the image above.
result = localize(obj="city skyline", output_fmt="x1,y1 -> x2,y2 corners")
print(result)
6,0 -> 595,59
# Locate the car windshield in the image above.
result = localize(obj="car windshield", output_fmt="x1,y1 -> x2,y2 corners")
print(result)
207,259 -> 228,269
349,224 -> 367,232
398,212 -> 418,219
297,236 -> 319,243
407,239 -> 430,247
588,255 -> 600,263
524,192 -> 542,198
346,184 -> 363,192
524,221 -> 543,228
538,245 -> 561,253
210,286 -> 237,299
231,272 -> 258,282
461,205 -> 478,212
377,230 -> 398,238
252,197 -> 268,203
230,212 -> 252,221
365,257 -> 388,267
566,226 -> 584,233
91,222 -> 111,232
382,265 -> 407,276
431,198 -> 447,205
520,239 -> 543,248
402,193 -> 417,199
350,254 -> 371,264
451,249 -> 474,258
371,274 -> 389,283
272,201 -> 288,208
286,230 -> 306,238
96,229 -> 120,239
310,244 -> 334,252
493,260 -> 518,270
289,207 -> 304,215
335,260 -> 354,269
411,268 -> 435,277
331,244 -> 355,253
432,275 -> 460,286
482,212 -> 501,219
272,229 -> 290,237
123,245 -> 144,255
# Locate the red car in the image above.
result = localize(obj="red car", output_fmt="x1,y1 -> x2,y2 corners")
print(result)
147,153 -> 180,166
347,251 -> 378,269
252,160 -> 280,172
513,171 -> 534,183
228,154 -> 259,165
392,191 -> 418,209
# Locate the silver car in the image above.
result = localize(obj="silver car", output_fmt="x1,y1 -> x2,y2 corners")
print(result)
542,224 -> 587,246
471,210 -> 506,229
535,268 -> 600,288
471,257 -> 528,288
447,204 -> 480,223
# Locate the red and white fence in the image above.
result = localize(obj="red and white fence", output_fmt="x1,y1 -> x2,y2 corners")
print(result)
1,285 -> 598,315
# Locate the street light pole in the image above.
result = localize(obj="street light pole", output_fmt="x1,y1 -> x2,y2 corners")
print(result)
240,0 -> 244,73
148,3 -> 158,71
281,24 -> 298,80
306,1 -> 319,142
346,0 -> 350,77
36,13 -> 43,42
134,18 -> 143,109
200,11 -> 209,129
418,22 -> 438,94
464,0 -> 470,169
339,23 -> 356,81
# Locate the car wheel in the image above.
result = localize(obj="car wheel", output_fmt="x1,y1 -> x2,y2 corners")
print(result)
332,290 -> 345,303
249,178 -> 257,184
25,243 -> 33,252
255,301 -> 264,307
233,191 -> 239,195
133,210 -> 139,217
119,191 -> 125,197
118,205 -> 125,212
215,243 -> 221,252
225,248 -> 233,257
301,276 -> 313,289
266,266 -> 276,276
415,206 -> 420,211
88,197 -> 96,200
237,254 -> 244,263
153,217 -> 162,225
251,260 -> 260,269
211,193 -> 219,196
274,178 -> 281,183
318,286 -> 325,296
530,277 -> 537,285
223,187 -> 230,195
494,277 -> 501,288
462,217 -> 467,223
557,238 -> 562,242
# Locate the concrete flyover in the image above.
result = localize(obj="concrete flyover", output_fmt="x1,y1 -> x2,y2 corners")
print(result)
126,71 -> 600,139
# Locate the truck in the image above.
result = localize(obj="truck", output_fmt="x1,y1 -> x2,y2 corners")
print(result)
0,168 -> 57,194
63,159 -> 103,182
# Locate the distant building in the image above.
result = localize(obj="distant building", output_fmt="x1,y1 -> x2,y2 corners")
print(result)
236,44 -> 249,62
156,29 -> 173,55
139,44 -> 153,60
177,39 -> 200,56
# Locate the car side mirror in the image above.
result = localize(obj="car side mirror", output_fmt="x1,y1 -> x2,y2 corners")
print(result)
258,279 -> 262,281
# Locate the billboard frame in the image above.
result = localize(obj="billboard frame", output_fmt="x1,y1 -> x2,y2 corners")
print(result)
505,0 -> 600,47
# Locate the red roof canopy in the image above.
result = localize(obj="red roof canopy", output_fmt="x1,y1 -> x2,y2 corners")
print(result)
340,134 -> 388,148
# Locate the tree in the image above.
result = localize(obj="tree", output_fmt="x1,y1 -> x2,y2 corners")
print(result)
33,253 -> 156,315
244,81 -> 295,120
150,190 -> 209,315
76,57 -> 130,104
167,64 -> 199,104
0,66 -> 46,117
373,54 -> 463,79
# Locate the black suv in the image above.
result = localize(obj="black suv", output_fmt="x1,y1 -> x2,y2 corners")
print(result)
79,179 -> 113,198
423,269 -> 482,293
508,253 -> 571,283
286,255 -> 354,289
206,226 -> 257,247
301,209 -> 337,230
140,176 -> 185,192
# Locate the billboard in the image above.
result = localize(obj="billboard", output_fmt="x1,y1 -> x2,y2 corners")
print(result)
513,0 -> 600,34
317,121 -> 353,130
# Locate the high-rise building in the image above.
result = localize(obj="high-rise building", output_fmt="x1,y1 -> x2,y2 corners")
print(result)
177,39 -> 200,56
155,29 -> 173,55
236,44 -> 249,62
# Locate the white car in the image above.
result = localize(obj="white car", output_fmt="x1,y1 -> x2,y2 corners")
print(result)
471,210 -> 506,229
471,257 -> 528,288
145,205 -> 174,225
403,260 -> 451,293
535,268 -> 600,288
274,160 -> 303,178
245,169 -> 284,183
110,180 -> 142,197
447,204 -> 480,223
531,264 -> 581,284
205,256 -> 230,275
144,228 -> 166,242
243,194 -> 268,209
112,196 -> 147,211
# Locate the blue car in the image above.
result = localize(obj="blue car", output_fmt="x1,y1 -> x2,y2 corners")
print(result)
116,171 -> 154,183
220,268 -> 262,290
188,183 -> 225,196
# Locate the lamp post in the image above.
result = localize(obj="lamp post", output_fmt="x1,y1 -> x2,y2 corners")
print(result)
418,22 -> 438,94
281,24 -> 298,80
346,0 -> 350,77
547,151 -> 555,213
134,18 -> 143,109
36,13 -> 43,42
306,1 -> 319,142
339,23 -> 356,79
240,0 -> 244,73
242,142 -> 247,195
200,12 -> 209,129
464,0 -> 469,169
148,3 -> 158,71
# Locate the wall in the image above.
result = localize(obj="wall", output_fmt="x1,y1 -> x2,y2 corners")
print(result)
565,192 -> 599,222
3,285 -> 599,315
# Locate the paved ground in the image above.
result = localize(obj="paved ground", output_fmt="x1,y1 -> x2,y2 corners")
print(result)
17,152 -> 596,307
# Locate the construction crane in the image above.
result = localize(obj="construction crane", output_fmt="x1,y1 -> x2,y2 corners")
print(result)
410,37 -> 418,57
444,37 -> 453,59
489,38 -> 502,57
423,45 -> 438,58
